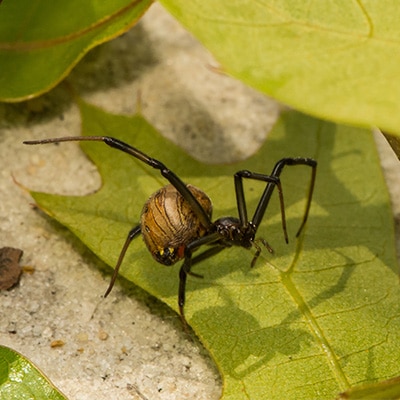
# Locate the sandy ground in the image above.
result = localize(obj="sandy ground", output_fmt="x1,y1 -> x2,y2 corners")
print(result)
1,3 -> 399,400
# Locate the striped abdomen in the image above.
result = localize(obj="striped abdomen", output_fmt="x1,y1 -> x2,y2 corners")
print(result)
140,184 -> 212,265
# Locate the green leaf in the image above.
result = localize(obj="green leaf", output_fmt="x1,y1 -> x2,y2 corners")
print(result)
0,345 -> 66,400
160,1 -> 400,136
28,100 -> 399,399
0,0 -> 152,102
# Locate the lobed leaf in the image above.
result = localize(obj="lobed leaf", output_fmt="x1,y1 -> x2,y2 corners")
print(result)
28,100 -> 400,399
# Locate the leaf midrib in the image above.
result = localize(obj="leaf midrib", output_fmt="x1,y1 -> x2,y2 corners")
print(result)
280,269 -> 350,391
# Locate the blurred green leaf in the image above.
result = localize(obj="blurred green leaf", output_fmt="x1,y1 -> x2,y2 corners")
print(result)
0,345 -> 66,400
0,0 -> 152,101
27,100 -> 400,399
160,1 -> 400,136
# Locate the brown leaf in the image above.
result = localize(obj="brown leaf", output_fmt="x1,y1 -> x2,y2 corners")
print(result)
0,247 -> 23,290
382,132 -> 400,160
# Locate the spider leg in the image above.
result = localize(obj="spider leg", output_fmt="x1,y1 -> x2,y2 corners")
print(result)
251,238 -> 274,268
235,170 -> 288,242
178,232 -> 222,326
253,157 -> 316,237
104,225 -> 141,297
23,136 -> 213,229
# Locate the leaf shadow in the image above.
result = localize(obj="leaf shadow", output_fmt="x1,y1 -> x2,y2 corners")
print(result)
4,18 -> 236,163
69,23 -> 159,94
0,23 -> 158,128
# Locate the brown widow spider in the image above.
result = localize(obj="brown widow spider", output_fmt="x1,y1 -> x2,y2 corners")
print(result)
24,135 -> 317,327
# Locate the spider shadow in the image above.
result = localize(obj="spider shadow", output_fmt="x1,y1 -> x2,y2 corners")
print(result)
189,253 -> 357,379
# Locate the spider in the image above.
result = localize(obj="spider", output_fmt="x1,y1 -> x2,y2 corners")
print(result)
24,135 -> 317,327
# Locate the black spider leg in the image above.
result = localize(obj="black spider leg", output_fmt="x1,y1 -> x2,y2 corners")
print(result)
234,170 -> 288,242
178,232 -> 223,326
234,158 -> 317,267
24,136 -> 213,229
104,225 -> 141,297
251,157 -> 317,236
251,238 -> 274,268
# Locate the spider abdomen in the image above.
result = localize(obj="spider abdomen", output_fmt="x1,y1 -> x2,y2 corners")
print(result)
141,184 -> 212,266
